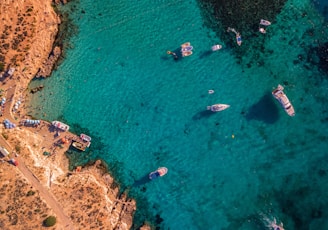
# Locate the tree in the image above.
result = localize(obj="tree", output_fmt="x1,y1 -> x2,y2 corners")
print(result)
43,216 -> 56,227
0,62 -> 4,72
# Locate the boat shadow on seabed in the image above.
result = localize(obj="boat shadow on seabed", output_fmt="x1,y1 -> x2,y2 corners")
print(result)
192,109 -> 217,120
245,93 -> 280,124
198,50 -> 214,59
132,174 -> 152,187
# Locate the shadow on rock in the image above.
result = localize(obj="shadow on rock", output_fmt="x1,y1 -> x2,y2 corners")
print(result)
245,93 -> 279,124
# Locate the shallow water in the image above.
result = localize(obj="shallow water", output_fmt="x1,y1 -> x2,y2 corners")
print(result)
27,0 -> 328,229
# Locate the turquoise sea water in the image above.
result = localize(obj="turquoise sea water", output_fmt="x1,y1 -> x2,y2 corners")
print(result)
27,0 -> 328,229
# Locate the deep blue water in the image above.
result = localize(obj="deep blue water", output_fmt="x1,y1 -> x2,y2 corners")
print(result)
27,0 -> 328,229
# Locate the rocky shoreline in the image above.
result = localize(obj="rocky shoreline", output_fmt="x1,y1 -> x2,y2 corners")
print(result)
0,0 -> 151,229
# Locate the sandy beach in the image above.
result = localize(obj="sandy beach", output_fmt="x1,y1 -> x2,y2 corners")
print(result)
0,1 -> 148,229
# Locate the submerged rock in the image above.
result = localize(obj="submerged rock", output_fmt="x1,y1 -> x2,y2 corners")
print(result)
198,0 -> 287,64
30,85 -> 44,94
199,0 -> 287,43
315,42 -> 328,74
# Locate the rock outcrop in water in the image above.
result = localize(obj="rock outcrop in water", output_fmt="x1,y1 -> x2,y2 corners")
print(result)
36,46 -> 61,78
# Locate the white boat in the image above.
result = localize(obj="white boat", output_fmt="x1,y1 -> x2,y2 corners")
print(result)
207,104 -> 230,112
181,45 -> 193,53
149,167 -> 168,180
227,27 -> 242,46
236,33 -> 242,46
260,19 -> 271,26
272,84 -> 295,116
181,42 -> 190,48
80,133 -> 91,142
182,51 -> 193,57
52,121 -> 70,131
181,42 -> 193,57
259,28 -> 266,34
211,44 -> 222,51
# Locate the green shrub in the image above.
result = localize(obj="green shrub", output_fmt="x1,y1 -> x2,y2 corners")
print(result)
43,216 -> 56,227
26,190 -> 35,196
15,145 -> 21,153
0,62 -> 4,72
2,133 -> 8,140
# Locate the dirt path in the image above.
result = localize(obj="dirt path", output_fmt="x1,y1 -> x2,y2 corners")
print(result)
0,135 -> 75,229
0,89 -> 75,229
16,157 -> 75,229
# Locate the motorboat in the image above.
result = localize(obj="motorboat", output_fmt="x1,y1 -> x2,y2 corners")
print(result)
207,104 -> 230,112
149,167 -> 168,180
260,19 -> 271,26
182,51 -> 193,57
211,44 -> 222,51
80,133 -> 91,142
259,27 -> 266,34
71,141 -> 87,151
272,84 -> 295,116
181,42 -> 190,48
227,27 -> 242,46
52,121 -> 69,131
181,42 -> 193,57
181,45 -> 193,53
236,33 -> 242,46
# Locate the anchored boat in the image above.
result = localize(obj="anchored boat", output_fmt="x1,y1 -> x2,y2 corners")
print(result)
80,133 -> 91,142
236,33 -> 242,46
149,167 -> 168,180
71,141 -> 87,151
259,19 -> 271,34
272,84 -> 295,116
181,42 -> 193,57
207,104 -> 230,112
227,27 -> 242,46
260,19 -> 271,26
52,121 -> 69,131
211,44 -> 222,51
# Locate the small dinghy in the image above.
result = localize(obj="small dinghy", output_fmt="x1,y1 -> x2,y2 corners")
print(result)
211,44 -> 222,51
182,51 -> 193,57
260,19 -> 271,26
149,167 -> 168,180
236,33 -> 242,46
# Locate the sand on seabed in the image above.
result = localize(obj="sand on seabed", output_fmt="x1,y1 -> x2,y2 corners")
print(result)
0,1 -> 139,229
